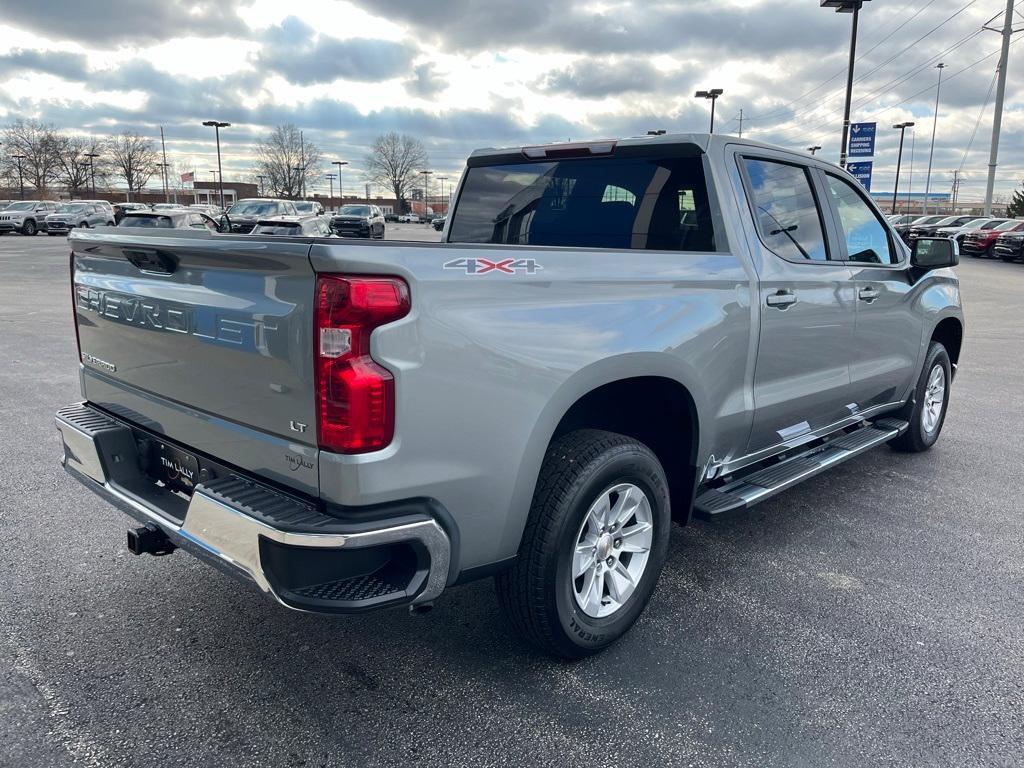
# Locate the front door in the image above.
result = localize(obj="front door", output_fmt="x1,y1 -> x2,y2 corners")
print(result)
737,155 -> 857,455
820,172 -> 921,411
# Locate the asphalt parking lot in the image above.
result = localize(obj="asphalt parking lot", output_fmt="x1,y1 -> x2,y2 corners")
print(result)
1,231 -> 1021,768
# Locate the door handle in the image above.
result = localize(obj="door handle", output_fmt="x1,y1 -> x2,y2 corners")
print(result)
858,287 -> 880,303
766,290 -> 798,309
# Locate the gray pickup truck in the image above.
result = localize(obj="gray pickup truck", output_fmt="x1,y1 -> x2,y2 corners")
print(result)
57,133 -> 963,658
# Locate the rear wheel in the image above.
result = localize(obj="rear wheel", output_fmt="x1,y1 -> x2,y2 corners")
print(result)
79,222 -> 89,229
495,429 -> 670,658
889,342 -> 951,453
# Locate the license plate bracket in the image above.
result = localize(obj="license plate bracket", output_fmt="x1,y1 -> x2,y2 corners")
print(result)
151,441 -> 200,496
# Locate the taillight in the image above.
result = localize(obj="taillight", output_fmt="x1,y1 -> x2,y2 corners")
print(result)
70,251 -> 81,360
315,275 -> 410,454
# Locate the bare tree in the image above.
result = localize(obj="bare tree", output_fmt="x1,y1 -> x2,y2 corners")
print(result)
364,132 -> 428,212
109,131 -> 158,201
1,119 -> 59,196
254,124 -> 322,199
53,135 -> 106,198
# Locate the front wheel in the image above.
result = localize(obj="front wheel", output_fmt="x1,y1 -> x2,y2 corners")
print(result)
889,342 -> 952,453
495,429 -> 670,658
22,220 -> 37,236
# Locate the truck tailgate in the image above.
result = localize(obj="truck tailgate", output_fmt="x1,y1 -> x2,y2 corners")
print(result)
71,229 -> 319,494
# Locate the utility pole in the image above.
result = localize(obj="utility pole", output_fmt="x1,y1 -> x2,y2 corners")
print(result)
891,122 -> 914,214
257,174 -> 266,197
983,0 -> 1016,216
419,170 -> 432,221
325,172 -> 336,203
808,146 -> 822,155
299,130 -> 305,199
737,109 -> 744,138
951,170 -> 962,211
924,63 -> 946,214
365,183 -> 370,205
822,0 -> 872,169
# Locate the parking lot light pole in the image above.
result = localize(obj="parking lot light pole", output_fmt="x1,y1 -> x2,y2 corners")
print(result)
924,63 -> 946,214
85,152 -> 99,198
808,146 -> 822,155
201,120 -> 230,210
892,122 -> 915,214
12,154 -> 25,199
331,161 -> 348,203
257,174 -> 266,197
822,0 -> 872,169
695,89 -> 724,133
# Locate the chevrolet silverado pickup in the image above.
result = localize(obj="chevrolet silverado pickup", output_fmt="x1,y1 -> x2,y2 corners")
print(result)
57,134 -> 963,658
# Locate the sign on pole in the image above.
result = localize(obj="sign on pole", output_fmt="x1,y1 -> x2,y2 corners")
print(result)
847,161 -> 873,191
848,122 -> 877,157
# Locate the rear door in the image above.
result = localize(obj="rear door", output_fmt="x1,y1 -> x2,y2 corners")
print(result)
735,153 -> 856,455
819,171 -> 920,410
72,230 -> 319,491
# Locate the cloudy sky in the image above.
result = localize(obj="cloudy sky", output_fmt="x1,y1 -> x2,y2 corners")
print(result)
0,0 -> 1021,201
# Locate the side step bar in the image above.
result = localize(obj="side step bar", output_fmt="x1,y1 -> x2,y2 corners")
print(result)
694,417 -> 909,520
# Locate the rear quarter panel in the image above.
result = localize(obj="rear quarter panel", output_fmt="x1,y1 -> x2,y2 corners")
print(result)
309,241 -> 755,573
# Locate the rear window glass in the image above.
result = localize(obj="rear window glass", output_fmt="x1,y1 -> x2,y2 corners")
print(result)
448,155 -> 717,251
120,215 -> 173,228
251,222 -> 302,235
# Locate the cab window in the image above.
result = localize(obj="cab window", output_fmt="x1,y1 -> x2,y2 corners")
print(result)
825,174 -> 896,265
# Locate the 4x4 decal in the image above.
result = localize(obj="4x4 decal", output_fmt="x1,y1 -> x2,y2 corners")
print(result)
443,257 -> 543,275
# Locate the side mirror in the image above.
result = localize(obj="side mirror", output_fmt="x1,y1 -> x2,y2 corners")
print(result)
911,237 -> 958,270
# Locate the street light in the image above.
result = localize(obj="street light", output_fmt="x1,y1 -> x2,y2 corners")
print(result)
923,62 -> 946,214
85,152 -> 100,198
821,0 -> 872,169
257,174 -> 266,197
332,161 -> 348,201
808,146 -> 822,155
891,121 -> 915,214
694,89 -> 724,133
11,154 -> 25,199
201,120 -> 230,209
419,170 -> 432,222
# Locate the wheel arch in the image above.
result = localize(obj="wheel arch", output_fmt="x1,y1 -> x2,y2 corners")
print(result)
930,316 -> 963,371
500,354 -> 707,559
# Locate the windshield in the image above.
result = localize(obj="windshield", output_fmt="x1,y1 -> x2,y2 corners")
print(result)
228,201 -> 281,216
449,154 -> 716,251
995,220 -> 1022,231
955,218 -> 987,229
294,202 -> 316,213
911,216 -> 942,225
339,205 -> 371,216
6,202 -> 35,211
251,222 -> 301,235
56,204 -> 87,214
120,215 -> 174,228
979,219 -> 1007,229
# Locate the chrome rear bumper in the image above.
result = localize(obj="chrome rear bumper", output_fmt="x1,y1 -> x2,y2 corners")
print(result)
56,403 -> 451,612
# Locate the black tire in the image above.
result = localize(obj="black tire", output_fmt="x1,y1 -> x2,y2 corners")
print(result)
889,341 -> 952,453
22,219 -> 37,236
495,429 -> 670,658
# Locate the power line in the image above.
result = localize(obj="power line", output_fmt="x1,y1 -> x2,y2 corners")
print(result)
958,68 -> 999,173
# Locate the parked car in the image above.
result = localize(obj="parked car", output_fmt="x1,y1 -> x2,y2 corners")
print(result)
962,220 -> 1024,258
431,215 -> 447,231
398,213 -> 421,223
0,200 -> 15,211
151,203 -> 187,211
906,215 -> 976,242
45,202 -> 115,235
79,200 -> 117,219
113,202 -> 150,224
330,204 -> 385,238
384,212 -> 400,223
250,215 -> 334,237
0,200 -> 58,235
224,198 -> 298,233
993,229 -> 1024,262
58,133 -> 963,658
886,214 -> 916,226
934,217 -> 1010,245
293,200 -> 325,216
118,210 -> 219,230
895,214 -> 947,242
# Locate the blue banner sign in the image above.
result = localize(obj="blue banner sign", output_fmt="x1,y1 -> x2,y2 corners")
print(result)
847,161 -> 873,191
848,122 -> 876,157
